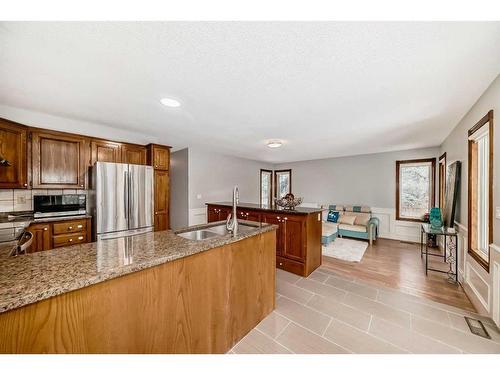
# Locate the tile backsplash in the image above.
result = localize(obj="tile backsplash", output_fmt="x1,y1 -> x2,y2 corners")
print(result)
0,189 -> 88,213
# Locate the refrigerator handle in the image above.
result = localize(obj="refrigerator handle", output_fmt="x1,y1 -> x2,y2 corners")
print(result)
124,170 -> 128,222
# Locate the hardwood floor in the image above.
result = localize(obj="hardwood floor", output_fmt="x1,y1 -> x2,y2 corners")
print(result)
321,238 -> 475,312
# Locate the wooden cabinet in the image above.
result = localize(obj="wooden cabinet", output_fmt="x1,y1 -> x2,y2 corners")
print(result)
31,130 -> 88,189
0,119 -> 28,188
90,140 -> 121,164
148,144 -> 170,170
26,223 -> 52,253
121,144 -> 147,165
237,209 -> 261,223
27,218 -> 91,253
262,213 -> 284,257
207,205 -> 232,222
281,215 -> 305,262
148,144 -> 171,231
153,170 -> 169,231
206,204 -> 321,277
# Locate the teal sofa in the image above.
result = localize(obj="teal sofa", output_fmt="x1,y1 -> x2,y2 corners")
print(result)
325,205 -> 379,245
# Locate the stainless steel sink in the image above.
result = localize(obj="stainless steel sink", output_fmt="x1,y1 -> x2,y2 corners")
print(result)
177,230 -> 220,241
176,223 -> 258,241
208,223 -> 255,236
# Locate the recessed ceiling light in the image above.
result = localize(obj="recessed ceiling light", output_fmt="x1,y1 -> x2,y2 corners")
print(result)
267,140 -> 283,148
160,97 -> 181,107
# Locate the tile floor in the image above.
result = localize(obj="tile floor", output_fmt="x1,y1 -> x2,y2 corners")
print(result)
229,267 -> 500,354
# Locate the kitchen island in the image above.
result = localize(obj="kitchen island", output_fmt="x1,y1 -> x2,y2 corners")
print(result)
0,221 -> 276,354
207,202 -> 323,277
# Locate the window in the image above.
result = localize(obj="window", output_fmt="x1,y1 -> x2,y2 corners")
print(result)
274,169 -> 292,199
396,158 -> 436,221
468,110 -> 493,271
260,169 -> 273,206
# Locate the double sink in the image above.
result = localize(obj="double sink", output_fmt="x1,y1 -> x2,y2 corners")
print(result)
176,223 -> 256,241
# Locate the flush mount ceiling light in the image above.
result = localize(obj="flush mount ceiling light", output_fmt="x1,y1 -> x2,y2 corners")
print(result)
267,140 -> 283,148
160,97 -> 181,107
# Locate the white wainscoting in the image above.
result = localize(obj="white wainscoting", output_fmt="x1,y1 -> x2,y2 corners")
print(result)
493,258 -> 500,326
371,207 -> 421,243
189,208 -> 208,226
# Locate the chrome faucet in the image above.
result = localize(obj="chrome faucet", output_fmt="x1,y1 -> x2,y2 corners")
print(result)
226,186 -> 239,236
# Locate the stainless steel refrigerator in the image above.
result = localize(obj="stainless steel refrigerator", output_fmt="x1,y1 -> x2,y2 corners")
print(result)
92,162 -> 154,240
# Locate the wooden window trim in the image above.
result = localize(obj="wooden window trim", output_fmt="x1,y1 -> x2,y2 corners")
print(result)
273,169 -> 292,200
438,152 -> 447,209
395,158 -> 436,222
259,169 -> 273,207
467,110 -> 494,273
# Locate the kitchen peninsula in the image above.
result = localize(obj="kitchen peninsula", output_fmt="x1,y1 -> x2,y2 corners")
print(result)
207,202 -> 323,277
0,221 -> 276,354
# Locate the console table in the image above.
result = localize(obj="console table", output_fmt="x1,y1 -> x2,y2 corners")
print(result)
420,223 -> 458,283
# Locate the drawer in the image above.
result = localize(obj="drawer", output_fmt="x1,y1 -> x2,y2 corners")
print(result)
52,219 -> 87,235
53,232 -> 87,248
276,256 -> 305,277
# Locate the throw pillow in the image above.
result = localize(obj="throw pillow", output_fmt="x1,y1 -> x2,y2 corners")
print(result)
327,210 -> 340,223
355,215 -> 370,226
338,215 -> 356,225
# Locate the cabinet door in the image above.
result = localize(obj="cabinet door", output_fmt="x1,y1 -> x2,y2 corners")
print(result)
31,131 -> 88,189
151,145 -> 170,170
219,207 -> 232,221
207,206 -> 219,223
154,170 -> 169,231
121,144 -> 147,165
282,215 -> 305,262
26,223 -> 52,253
91,140 -> 121,164
263,214 -> 284,256
0,120 -> 28,188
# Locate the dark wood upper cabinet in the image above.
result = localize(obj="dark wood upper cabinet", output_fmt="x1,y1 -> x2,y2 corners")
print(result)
0,119 -> 28,188
153,169 -> 170,231
31,130 -> 88,189
90,140 -> 121,165
121,144 -> 147,165
147,144 -> 170,170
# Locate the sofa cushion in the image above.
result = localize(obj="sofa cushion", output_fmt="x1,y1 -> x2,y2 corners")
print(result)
338,215 -> 356,225
328,204 -> 344,211
322,222 -> 338,236
354,212 -> 371,226
339,224 -> 367,233
327,210 -> 340,223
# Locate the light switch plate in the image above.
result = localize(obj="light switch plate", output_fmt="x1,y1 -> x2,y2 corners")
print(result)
496,207 -> 500,219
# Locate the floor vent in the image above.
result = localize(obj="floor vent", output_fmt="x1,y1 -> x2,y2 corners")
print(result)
464,317 -> 491,339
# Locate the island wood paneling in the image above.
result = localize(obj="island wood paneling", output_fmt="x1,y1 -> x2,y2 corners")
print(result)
0,230 -> 276,354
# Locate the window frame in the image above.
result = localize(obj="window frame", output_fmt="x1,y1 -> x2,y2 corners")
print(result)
259,169 -> 273,207
438,152 -> 447,209
274,169 -> 292,200
467,110 -> 494,272
395,158 -> 436,222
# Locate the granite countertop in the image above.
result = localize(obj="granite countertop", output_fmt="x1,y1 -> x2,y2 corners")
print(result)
207,202 -> 323,215
0,220 -> 276,314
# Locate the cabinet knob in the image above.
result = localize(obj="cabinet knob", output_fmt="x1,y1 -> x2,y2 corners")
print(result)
77,225 -> 83,228
68,226 -> 73,230
80,184 -> 84,187
69,239 -> 73,242
279,262 -> 283,266
284,217 -> 288,221
43,227 -> 48,231
78,236 -> 84,240
23,183 -> 28,187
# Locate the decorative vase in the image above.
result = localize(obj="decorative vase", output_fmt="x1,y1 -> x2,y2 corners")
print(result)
429,207 -> 443,230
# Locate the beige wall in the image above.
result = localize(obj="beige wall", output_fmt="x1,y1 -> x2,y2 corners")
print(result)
440,74 -> 500,319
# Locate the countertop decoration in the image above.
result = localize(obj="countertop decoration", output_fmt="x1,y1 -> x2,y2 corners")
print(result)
275,193 -> 303,210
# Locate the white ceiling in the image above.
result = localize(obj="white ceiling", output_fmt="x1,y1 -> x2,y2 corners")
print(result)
1,22 -> 500,163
